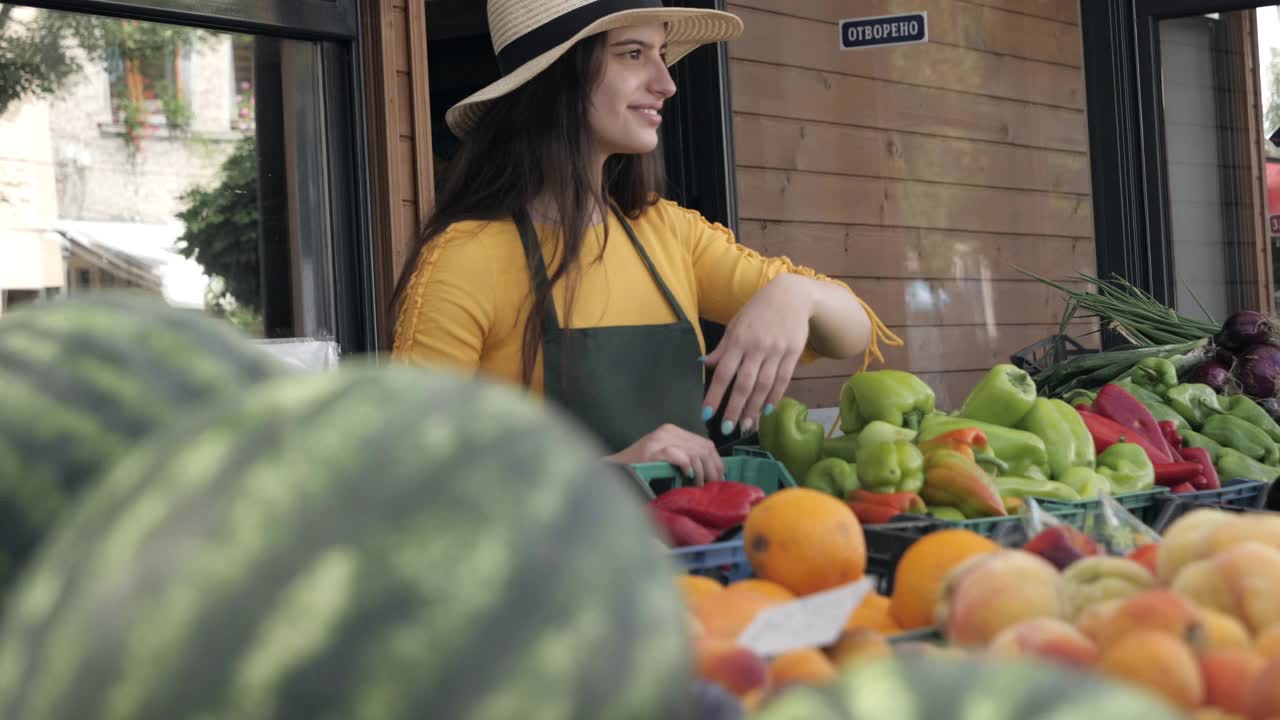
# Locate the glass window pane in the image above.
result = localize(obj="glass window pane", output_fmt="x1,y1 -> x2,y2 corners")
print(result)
0,5 -> 339,342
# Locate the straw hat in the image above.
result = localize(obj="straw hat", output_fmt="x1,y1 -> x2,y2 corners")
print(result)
445,0 -> 743,137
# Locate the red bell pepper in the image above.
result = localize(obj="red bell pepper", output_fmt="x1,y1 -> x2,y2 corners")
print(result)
1076,407 -> 1173,464
1153,461 -> 1204,487
846,489 -> 926,525
1178,446 -> 1220,490
1095,384 -> 1179,460
1168,481 -> 1196,494
1159,420 -> 1183,453
650,481 -> 765,532
649,507 -> 719,547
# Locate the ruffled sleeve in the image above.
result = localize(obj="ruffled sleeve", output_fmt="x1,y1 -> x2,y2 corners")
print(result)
391,225 -> 495,373
661,200 -> 901,369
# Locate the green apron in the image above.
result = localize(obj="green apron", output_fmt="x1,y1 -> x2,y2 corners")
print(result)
515,207 -> 708,453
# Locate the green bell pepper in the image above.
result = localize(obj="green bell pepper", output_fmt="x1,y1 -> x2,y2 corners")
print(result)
958,363 -> 1038,427
856,440 -> 925,493
1178,428 -> 1224,462
993,475 -> 1082,502
757,396 -> 824,484
1061,388 -> 1097,407
1201,414 -> 1280,465
1058,466 -> 1113,499
1129,357 -> 1178,397
918,414 -> 1050,480
803,457 -> 860,498
839,370 -> 936,434
1094,442 -> 1155,493
1018,397 -> 1095,479
819,433 -> 860,463
1220,395 -> 1280,444
856,421 -> 918,453
1165,383 -> 1224,429
927,506 -> 967,521
1116,380 -> 1187,430
1215,447 -> 1280,483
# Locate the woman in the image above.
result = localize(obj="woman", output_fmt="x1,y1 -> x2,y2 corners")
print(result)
392,0 -> 897,482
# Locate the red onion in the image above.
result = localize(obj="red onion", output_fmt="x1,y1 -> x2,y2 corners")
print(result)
1190,360 -> 1231,394
1214,311 -> 1274,352
1234,344 -> 1280,399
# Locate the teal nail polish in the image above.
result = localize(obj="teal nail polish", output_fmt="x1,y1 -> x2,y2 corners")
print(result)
702,406 -> 714,422
763,403 -> 775,416
697,355 -> 708,363
686,467 -> 696,480
721,419 -> 736,435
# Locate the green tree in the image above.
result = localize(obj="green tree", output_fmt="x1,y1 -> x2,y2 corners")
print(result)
0,5 -> 208,119
175,135 -> 261,323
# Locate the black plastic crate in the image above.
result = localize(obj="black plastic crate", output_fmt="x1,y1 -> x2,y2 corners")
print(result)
1010,334 -> 1098,377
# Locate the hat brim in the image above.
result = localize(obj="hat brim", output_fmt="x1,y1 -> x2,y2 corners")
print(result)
445,8 -> 743,138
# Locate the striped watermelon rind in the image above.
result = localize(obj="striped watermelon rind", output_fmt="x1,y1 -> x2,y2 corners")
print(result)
0,292 -> 283,597
0,364 -> 690,719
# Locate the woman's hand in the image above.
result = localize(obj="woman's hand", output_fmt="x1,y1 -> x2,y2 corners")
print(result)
702,274 -> 871,434
701,274 -> 814,436
605,424 -> 724,485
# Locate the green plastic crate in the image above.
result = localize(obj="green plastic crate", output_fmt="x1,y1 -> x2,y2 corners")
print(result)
1038,488 -> 1171,526
630,446 -> 796,497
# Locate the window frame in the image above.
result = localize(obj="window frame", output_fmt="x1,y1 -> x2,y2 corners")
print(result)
13,0 -> 377,354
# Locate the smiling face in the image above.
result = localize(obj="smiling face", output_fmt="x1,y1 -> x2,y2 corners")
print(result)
586,23 -> 677,160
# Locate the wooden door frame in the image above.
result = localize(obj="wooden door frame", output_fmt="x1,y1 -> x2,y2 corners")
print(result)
361,0 -> 434,351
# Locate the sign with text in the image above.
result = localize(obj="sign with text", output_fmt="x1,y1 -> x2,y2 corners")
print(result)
840,12 -> 928,51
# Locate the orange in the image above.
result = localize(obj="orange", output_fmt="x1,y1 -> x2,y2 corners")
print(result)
744,488 -> 866,596
1257,624 -> 1280,661
692,586 -> 777,640
677,574 -> 724,607
728,578 -> 796,604
844,591 -> 900,634
770,648 -> 838,688
889,528 -> 999,630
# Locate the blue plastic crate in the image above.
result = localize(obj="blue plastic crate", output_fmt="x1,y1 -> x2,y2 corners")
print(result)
1173,478 -> 1268,509
674,540 -> 751,583
1038,487 -> 1170,526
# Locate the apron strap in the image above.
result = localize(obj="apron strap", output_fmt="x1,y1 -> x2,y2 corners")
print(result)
513,208 -> 562,337
613,207 -> 693,326
513,205 -> 694,331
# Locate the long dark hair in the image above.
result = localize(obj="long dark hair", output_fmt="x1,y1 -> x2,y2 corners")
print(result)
392,33 -> 667,387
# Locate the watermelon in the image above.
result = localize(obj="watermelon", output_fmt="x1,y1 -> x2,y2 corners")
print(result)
751,653 -> 1186,719
0,365 -> 691,719
0,292 -> 282,596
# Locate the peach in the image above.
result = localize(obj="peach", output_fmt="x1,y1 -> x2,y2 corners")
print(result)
1256,625 -> 1280,661
1127,542 -> 1160,578
1157,507 -> 1235,584
1199,649 -> 1265,716
1248,655 -> 1280,720
1173,542 -> 1280,634
1081,588 -> 1206,652
1097,629 -> 1204,710
986,617 -> 1098,668
696,639 -> 771,697
827,627 -> 893,668
935,549 -> 1065,647
1205,514 -> 1280,556
1199,607 -> 1252,653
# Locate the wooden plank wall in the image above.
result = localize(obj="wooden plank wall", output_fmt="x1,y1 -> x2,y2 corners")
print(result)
726,0 -> 1096,410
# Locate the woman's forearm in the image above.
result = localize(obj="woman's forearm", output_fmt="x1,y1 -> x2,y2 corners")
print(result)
778,274 -> 872,360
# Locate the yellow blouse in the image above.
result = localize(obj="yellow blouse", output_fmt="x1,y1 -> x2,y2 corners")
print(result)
391,199 -> 891,394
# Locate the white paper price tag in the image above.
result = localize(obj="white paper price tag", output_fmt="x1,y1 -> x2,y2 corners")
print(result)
736,577 -> 875,657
